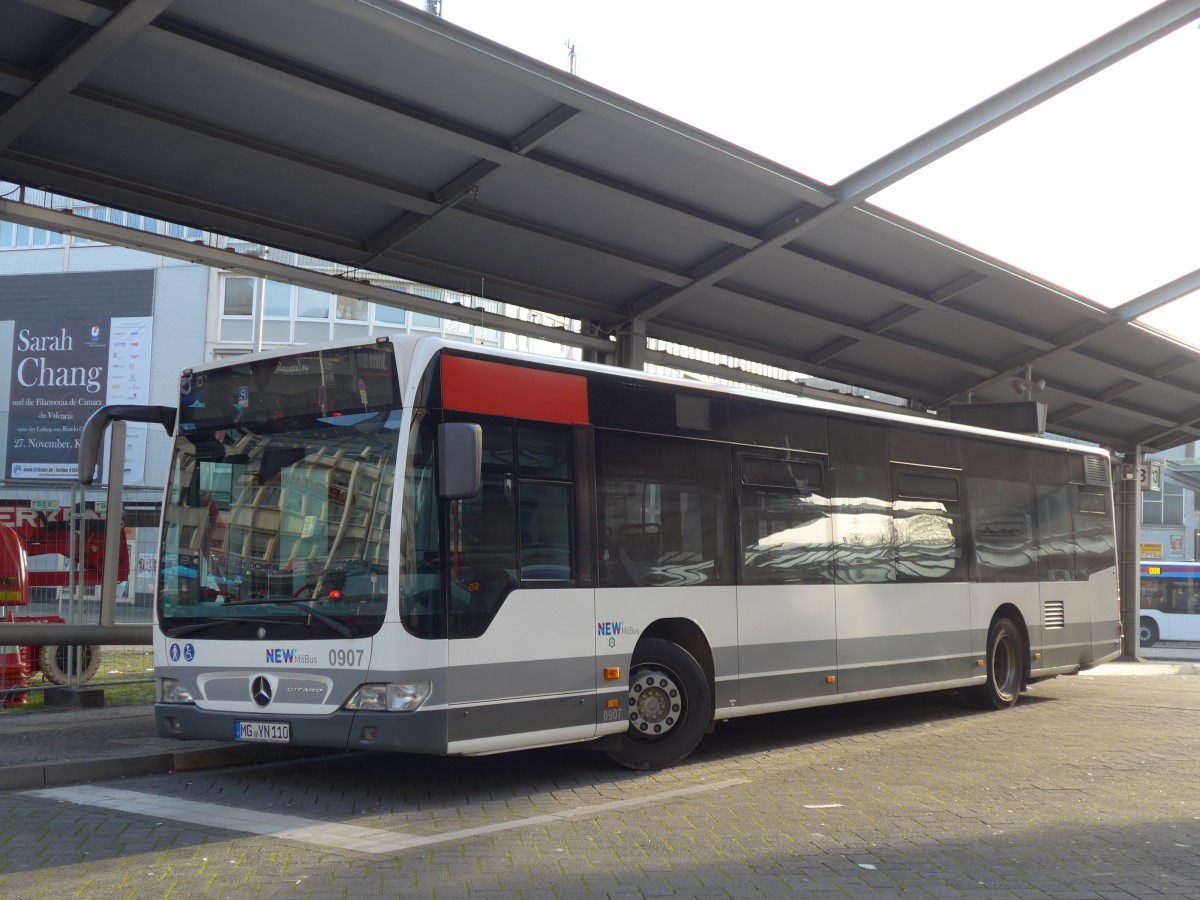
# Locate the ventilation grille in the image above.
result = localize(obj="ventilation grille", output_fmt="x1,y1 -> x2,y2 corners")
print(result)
1043,599 -> 1066,629
1083,455 -> 1109,486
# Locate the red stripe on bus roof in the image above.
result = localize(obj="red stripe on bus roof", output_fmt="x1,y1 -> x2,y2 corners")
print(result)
441,356 -> 589,425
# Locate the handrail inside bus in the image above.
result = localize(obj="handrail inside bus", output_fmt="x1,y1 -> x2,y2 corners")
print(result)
78,404 -> 177,485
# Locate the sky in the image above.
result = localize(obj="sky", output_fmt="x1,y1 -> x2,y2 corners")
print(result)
403,0 -> 1200,346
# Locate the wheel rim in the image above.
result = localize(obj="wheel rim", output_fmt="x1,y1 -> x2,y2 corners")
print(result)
992,634 -> 1020,703
55,646 -> 92,677
627,666 -> 684,740
1140,624 -> 1152,643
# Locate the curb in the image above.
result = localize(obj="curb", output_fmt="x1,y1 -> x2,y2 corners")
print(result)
0,743 -> 337,792
1083,661 -> 1200,677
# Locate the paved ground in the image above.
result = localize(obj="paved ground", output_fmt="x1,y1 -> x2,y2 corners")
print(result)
0,659 -> 1197,899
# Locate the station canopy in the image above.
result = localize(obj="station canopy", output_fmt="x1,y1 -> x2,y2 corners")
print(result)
3,0 -> 1200,452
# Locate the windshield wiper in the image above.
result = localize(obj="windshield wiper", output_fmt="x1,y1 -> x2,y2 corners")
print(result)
221,595 -> 358,638
166,616 -> 275,638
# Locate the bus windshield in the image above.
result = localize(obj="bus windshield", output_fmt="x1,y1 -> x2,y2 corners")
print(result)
158,345 -> 401,639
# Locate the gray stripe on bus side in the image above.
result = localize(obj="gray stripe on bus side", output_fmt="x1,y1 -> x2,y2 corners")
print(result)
837,655 -> 974,694
443,657 -> 595,704
448,692 -> 600,743
736,639 -> 837,675
835,630 -> 976,667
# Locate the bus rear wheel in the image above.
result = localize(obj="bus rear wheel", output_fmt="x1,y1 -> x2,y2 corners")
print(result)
1139,617 -> 1159,648
608,638 -> 711,770
970,617 -> 1024,710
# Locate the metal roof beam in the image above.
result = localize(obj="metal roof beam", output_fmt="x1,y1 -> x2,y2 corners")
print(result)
0,0 -> 173,152
16,0 -> 109,28
629,1 -> 1200,325
675,284 -> 1000,379
832,0 -> 1200,201
362,105 -> 580,265
942,324 -> 1200,412
647,321 -> 938,402
942,361 -> 1188,435
457,203 -> 690,289
71,85 -> 441,212
1111,265 -> 1200,321
2,146 -> 368,250
0,198 -> 617,354
778,248 -> 1057,352
362,160 -> 499,263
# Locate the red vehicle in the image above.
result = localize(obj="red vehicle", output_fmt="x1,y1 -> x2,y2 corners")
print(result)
0,523 -> 33,703
0,504 -> 131,688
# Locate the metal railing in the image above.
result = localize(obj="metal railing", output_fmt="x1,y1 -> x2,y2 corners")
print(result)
0,479 -> 162,705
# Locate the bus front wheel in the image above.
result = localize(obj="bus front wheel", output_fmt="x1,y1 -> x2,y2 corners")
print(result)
970,617 -> 1024,710
1139,617 -> 1159,648
609,638 -> 711,770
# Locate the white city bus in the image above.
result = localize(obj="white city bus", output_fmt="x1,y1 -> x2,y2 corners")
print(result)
1138,561 -> 1200,646
153,336 -> 1121,769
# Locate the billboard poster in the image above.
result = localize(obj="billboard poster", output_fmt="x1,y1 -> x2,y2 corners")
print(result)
107,316 -> 153,484
6,316 -> 154,483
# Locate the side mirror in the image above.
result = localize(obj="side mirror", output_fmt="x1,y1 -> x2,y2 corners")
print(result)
438,423 -> 482,499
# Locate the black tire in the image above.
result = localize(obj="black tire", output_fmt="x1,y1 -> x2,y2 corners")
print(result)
38,645 -> 100,685
1139,617 -> 1159,648
969,617 -> 1024,710
608,638 -> 712,770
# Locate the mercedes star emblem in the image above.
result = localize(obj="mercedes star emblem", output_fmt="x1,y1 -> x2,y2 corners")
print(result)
251,675 -> 273,707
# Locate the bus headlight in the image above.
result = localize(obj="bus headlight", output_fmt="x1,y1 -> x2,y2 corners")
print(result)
159,678 -> 195,704
344,681 -> 431,712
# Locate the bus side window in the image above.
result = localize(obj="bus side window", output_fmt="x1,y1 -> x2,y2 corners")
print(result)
738,452 -> 833,585
447,420 -> 515,638
516,426 -> 574,582
828,419 -> 894,584
892,468 -> 964,582
1033,450 -> 1077,582
446,421 -> 577,638
596,432 -> 731,587
963,440 -> 1037,583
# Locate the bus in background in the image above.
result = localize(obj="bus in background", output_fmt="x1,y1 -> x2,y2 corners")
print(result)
151,336 -> 1121,769
1138,561 -> 1200,646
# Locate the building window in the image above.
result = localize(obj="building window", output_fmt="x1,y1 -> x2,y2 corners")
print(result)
1143,486 -> 1185,527
373,303 -> 407,326
296,287 -> 331,319
335,295 -> 368,321
265,281 -> 292,317
70,206 -> 203,246
222,277 -> 255,316
412,312 -> 442,330
0,220 -> 64,249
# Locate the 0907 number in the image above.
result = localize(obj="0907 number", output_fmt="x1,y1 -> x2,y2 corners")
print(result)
329,649 -> 365,667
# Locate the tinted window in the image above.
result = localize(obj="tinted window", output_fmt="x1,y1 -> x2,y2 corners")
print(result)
893,467 -> 964,582
446,421 -> 576,638
963,440 -> 1037,583
1033,450 -> 1076,582
740,452 -> 833,584
829,419 -> 894,584
597,432 -> 731,587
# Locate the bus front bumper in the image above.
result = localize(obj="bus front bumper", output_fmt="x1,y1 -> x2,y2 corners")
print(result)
155,703 -> 449,755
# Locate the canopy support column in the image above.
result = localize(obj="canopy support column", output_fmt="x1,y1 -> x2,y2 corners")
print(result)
1115,448 -> 1142,660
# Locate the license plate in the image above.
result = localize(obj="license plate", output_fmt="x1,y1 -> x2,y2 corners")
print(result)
235,721 -> 290,743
